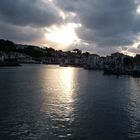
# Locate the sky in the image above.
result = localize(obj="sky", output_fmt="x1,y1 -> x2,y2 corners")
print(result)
0,0 -> 140,56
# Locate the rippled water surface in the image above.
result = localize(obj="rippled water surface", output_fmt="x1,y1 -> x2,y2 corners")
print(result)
0,64 -> 140,140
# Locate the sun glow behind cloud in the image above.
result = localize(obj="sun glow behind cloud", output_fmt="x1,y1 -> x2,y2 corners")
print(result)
45,23 -> 80,50
136,5 -> 140,14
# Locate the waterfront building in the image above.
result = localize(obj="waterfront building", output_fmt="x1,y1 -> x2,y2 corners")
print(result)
87,54 -> 100,69
98,57 -> 106,69
0,52 -> 4,63
111,52 -> 125,67
134,54 -> 140,66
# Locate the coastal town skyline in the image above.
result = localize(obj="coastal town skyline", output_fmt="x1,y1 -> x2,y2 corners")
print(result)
1,38 -> 140,77
0,38 -> 140,58
1,0 -> 140,56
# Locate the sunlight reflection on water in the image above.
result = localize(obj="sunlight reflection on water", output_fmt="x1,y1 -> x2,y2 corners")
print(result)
39,66 -> 79,139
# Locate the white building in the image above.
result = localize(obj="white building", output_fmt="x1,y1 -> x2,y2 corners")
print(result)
0,55 -> 4,63
111,52 -> 125,67
87,54 -> 100,68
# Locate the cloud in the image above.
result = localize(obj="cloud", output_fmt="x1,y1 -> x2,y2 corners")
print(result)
1,0 -> 140,55
54,0 -> 140,54
0,0 -> 61,27
128,47 -> 140,54
0,22 -> 45,43
0,0 -> 62,45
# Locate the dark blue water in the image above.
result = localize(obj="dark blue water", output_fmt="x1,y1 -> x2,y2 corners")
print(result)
0,64 -> 140,140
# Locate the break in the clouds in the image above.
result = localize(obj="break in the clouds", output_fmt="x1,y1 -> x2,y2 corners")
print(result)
1,0 -> 140,55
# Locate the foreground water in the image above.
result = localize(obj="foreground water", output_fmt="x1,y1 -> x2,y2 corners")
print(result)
0,64 -> 140,140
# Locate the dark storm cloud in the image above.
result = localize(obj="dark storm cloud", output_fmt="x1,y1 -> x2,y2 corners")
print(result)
54,0 -> 140,49
0,0 -> 62,44
0,22 -> 44,42
0,0 -> 61,27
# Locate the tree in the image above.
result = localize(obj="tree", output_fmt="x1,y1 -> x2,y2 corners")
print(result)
0,39 -> 16,52
82,52 -> 90,57
73,49 -> 82,55
123,57 -> 133,67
